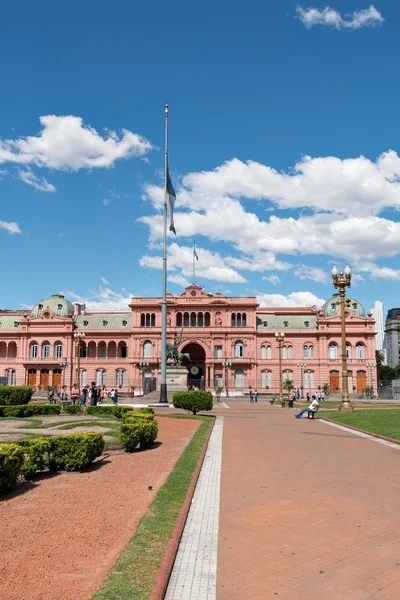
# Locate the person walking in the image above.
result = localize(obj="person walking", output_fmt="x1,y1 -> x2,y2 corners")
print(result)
321,391 -> 325,402
294,395 -> 319,419
114,388 -> 119,405
89,382 -> 98,406
71,384 -> 79,405
254,389 -> 259,403
81,385 -> 88,407
60,385 -> 68,405
249,388 -> 254,403
110,388 -> 116,404
306,392 -> 310,402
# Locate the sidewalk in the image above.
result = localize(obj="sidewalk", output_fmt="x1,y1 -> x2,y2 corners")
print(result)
217,403 -> 400,599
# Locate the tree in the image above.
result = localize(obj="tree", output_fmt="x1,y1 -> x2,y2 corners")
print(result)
283,378 -> 294,399
375,350 -> 385,382
322,383 -> 330,397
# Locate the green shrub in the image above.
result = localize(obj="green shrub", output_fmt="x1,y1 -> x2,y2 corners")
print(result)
172,391 -> 213,415
0,386 -> 33,406
120,421 -> 158,452
123,413 -> 154,424
85,405 -> 133,419
136,407 -> 155,415
48,433 -> 105,471
18,438 -> 52,479
0,444 -> 25,493
0,404 -> 61,418
64,405 -> 81,415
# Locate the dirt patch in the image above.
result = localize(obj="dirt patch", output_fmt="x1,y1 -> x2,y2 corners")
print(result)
0,416 -> 200,600
0,420 -> 32,430
0,433 -> 29,442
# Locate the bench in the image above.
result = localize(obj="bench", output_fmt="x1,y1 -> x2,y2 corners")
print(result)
307,407 -> 319,419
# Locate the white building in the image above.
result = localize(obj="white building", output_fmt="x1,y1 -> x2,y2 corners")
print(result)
371,300 -> 386,362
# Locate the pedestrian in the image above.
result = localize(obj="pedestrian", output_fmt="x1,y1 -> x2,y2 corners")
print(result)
321,391 -> 325,402
71,383 -> 79,405
254,389 -> 259,403
60,385 -> 68,405
89,382 -> 98,406
294,395 -> 319,419
114,388 -> 119,405
100,387 -> 105,402
81,385 -> 88,407
249,388 -> 254,403
110,388 -> 116,404
47,388 -> 54,404
306,392 -> 310,402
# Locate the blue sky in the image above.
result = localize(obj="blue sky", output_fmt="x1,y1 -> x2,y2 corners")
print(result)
1,1 -> 399,315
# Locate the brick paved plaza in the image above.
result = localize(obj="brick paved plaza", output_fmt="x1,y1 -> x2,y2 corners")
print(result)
166,404 -> 400,599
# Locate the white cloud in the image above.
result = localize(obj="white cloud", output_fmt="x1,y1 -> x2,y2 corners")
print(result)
65,284 -> 133,311
140,243 -> 248,284
257,291 -> 325,309
17,168 -> 55,192
294,264 -> 330,284
356,261 -> 400,281
103,198 -> 110,206
0,221 -> 21,234
296,5 -> 384,30
168,273 -> 191,287
0,116 -> 153,191
262,275 -> 281,285
101,277 -> 110,285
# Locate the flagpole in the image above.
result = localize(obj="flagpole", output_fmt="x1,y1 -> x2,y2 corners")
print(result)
193,240 -> 196,285
160,104 -> 169,403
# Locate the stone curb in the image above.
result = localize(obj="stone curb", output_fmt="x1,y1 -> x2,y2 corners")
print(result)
149,415 -> 216,600
318,417 -> 400,445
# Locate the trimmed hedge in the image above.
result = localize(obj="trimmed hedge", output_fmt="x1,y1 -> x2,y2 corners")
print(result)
0,433 -> 105,493
0,404 -> 61,418
123,413 -> 155,424
64,405 -> 82,415
120,421 -> 159,451
136,407 -> 155,415
0,443 -> 25,493
172,391 -> 213,415
0,386 -> 33,406
85,406 -> 134,419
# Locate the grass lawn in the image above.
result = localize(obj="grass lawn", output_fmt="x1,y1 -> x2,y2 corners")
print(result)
92,413 -> 214,600
321,409 -> 400,440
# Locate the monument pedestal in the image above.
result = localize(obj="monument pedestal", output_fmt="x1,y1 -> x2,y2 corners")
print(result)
158,366 -> 188,392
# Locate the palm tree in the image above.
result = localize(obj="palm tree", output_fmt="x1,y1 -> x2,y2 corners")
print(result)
283,378 -> 294,400
375,349 -> 385,382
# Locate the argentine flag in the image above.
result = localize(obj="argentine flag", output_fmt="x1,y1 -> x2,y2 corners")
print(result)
167,168 -> 176,235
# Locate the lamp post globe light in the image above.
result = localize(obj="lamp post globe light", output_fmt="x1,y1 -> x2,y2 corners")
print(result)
296,362 -> 307,399
73,332 -> 85,393
331,265 -> 353,412
366,361 -> 377,397
275,332 -> 285,404
222,361 -> 232,398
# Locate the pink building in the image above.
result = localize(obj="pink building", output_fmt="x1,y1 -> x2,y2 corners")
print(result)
0,286 -> 376,395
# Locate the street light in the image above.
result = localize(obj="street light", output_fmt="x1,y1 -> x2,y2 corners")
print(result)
366,361 -> 376,397
296,362 -> 307,399
275,332 -> 285,404
222,361 -> 232,398
331,264 -> 353,412
59,359 -> 70,388
73,332 -> 85,393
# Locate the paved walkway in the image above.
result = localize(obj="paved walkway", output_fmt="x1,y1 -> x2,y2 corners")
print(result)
166,403 -> 400,599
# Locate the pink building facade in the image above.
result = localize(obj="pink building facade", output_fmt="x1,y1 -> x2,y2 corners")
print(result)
0,286 -> 377,395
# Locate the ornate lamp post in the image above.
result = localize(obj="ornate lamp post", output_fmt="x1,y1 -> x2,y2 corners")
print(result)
275,332 -> 285,404
296,362 -> 307,399
59,359 -> 70,388
366,361 -> 376,397
73,332 -> 85,393
222,361 -> 232,397
331,265 -> 353,412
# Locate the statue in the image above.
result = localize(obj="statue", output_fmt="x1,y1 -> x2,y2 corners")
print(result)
166,329 -> 190,365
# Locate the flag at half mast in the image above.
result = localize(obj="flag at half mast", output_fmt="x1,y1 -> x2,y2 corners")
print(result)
167,168 -> 176,235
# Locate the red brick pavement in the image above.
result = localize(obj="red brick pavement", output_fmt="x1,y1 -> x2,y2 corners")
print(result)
217,404 -> 400,600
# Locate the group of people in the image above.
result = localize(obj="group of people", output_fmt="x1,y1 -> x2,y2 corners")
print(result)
249,388 -> 259,403
49,383 -> 119,407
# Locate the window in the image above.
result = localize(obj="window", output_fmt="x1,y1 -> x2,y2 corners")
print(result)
81,370 -> 87,386
151,314 -> 155,327
304,371 -> 314,388
283,370 -> 293,381
38,304 -> 43,314
283,321 -> 289,328
329,343 -> 338,360
122,320 -> 127,327
346,343 -> 351,359
237,313 -> 242,327
242,313 -> 247,326
101,370 -> 107,386
6,369 -> 16,385
14,321 -> 19,328
99,342 -> 107,358
141,314 -> 145,327
56,304 -> 63,316
146,314 -> 150,327
102,320 -> 108,327
176,313 -> 182,327
352,303 -> 358,310
303,346 -> 308,359
288,345 -> 293,359
234,368 -> 244,388
184,312 -> 189,327
191,312 -> 196,327
198,312 -> 204,327
143,340 -> 153,358
215,345 -> 223,359
234,340 -> 244,358
331,303 -> 336,310
55,342 -> 63,359
304,321 -> 310,328
205,312 -> 211,327
356,343 -> 365,360
116,369 -> 126,386
261,345 -> 267,359
282,346 -> 288,359
267,345 -> 272,359
261,371 -> 272,388
214,373 -> 223,388
42,342 -> 50,358
83,320 -> 89,327
309,346 -> 314,359
231,314 -> 236,327
30,342 -> 38,358
119,343 -> 127,358
96,369 -> 102,386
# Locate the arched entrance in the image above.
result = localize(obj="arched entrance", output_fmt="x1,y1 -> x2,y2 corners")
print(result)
181,343 -> 206,389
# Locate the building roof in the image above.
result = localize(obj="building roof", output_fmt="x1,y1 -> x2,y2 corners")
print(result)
322,294 -> 366,318
257,315 -> 317,330
30,294 -> 75,318
75,313 -> 131,329
0,315 -> 23,330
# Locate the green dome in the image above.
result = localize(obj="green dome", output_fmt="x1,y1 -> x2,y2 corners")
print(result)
322,294 -> 366,318
30,294 -> 75,318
